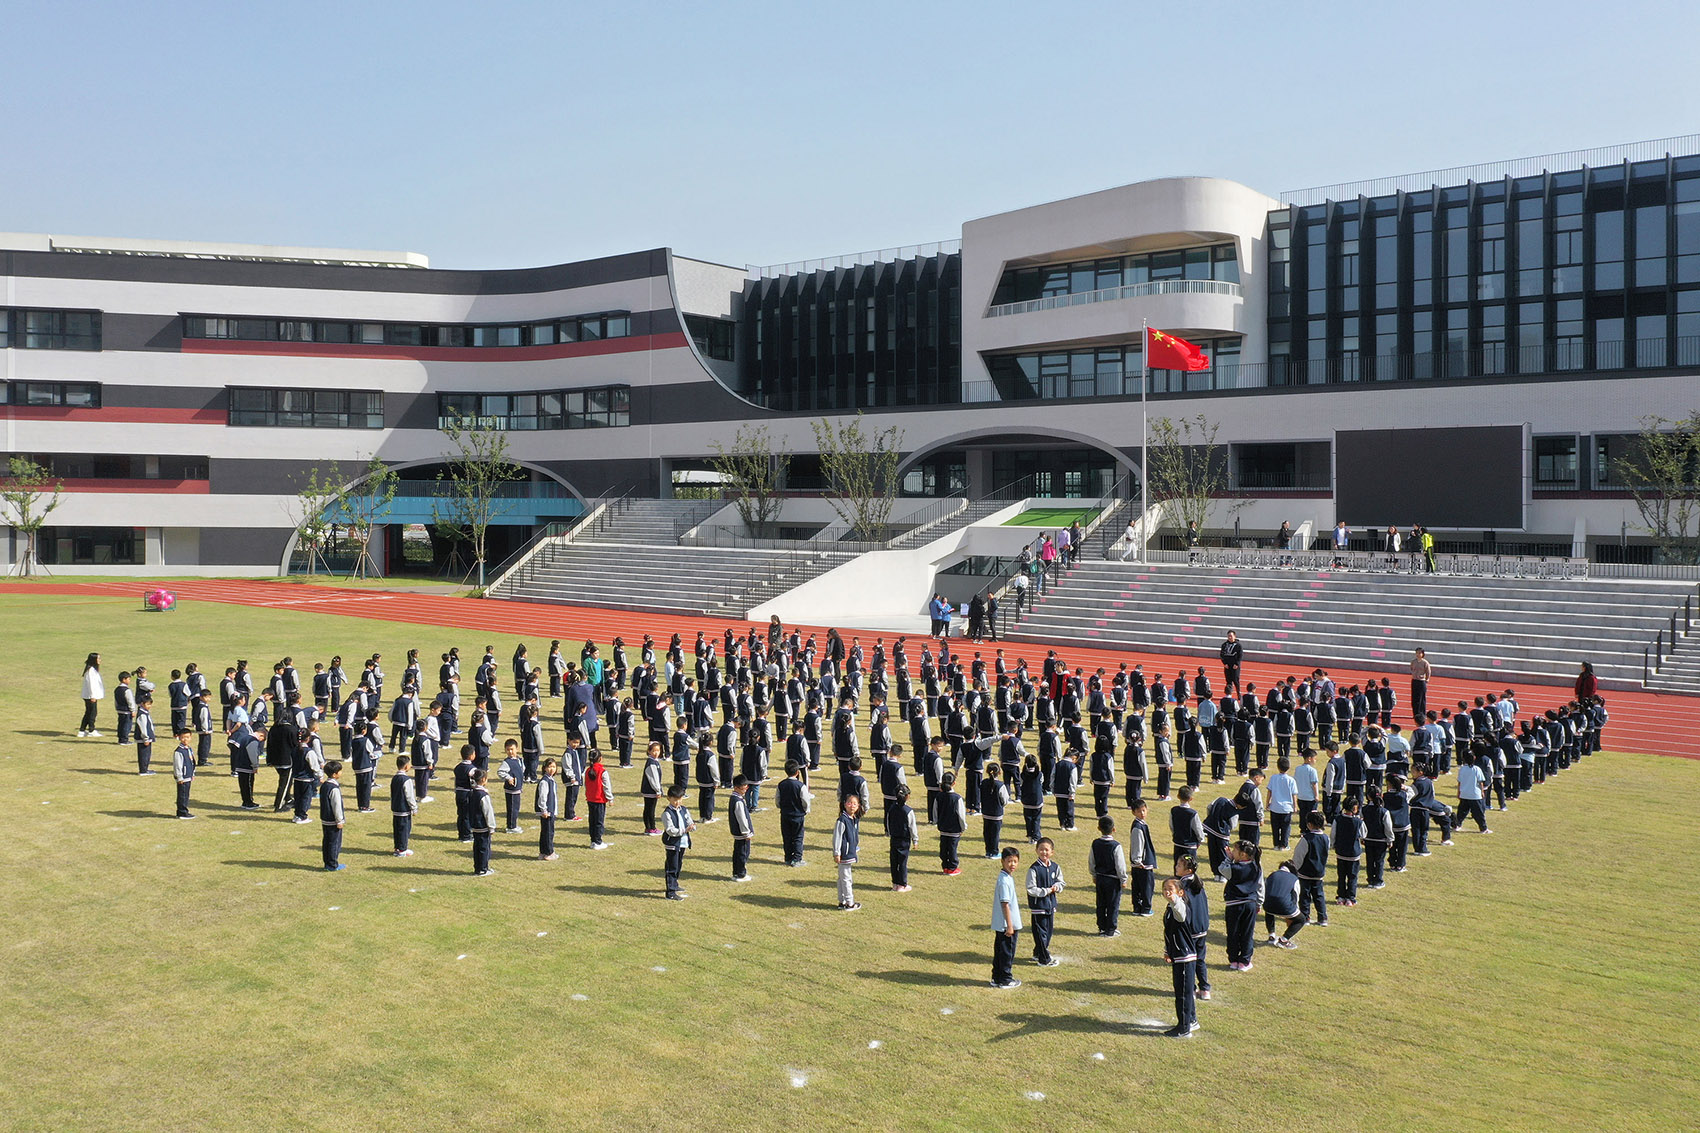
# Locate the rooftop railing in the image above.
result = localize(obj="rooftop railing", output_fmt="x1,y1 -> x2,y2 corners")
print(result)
986,277 -> 1242,318
747,239 -> 960,280
1279,134 -> 1700,207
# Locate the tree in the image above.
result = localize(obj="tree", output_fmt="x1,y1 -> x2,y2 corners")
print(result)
710,424 -> 789,538
338,455 -> 400,579
1146,413 -> 1231,536
286,465 -> 342,575
812,414 -> 905,543
1612,412 -> 1700,564
0,457 -> 64,577
435,414 -> 525,588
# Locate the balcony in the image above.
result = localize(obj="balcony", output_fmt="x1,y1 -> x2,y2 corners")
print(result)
986,277 -> 1242,318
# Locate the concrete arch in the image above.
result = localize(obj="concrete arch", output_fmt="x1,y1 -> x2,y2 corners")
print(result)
276,457 -> 587,574
896,424 -> 1142,484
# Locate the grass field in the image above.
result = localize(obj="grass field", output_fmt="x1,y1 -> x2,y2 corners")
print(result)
3,590 -> 1698,1132
1004,507 -> 1101,528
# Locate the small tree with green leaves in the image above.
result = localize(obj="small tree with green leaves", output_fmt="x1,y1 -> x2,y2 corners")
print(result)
1146,413 -> 1232,537
711,423 -> 789,538
435,414 -> 525,588
0,457 -> 64,577
1613,412 -> 1700,565
812,414 -> 905,543
339,455 -> 400,579
286,465 -> 344,575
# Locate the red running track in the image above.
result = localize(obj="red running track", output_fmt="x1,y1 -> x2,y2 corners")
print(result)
9,579 -> 1699,761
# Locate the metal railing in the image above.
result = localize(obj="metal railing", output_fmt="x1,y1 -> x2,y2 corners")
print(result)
1280,134 -> 1700,206
986,277 -> 1241,318
393,479 -> 572,499
483,481 -> 638,595
1128,545 -> 1591,580
747,239 -> 960,280
1643,585 -> 1698,685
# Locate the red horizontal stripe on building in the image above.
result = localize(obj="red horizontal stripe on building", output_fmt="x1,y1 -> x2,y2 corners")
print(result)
179,331 -> 689,362
52,478 -> 212,494
3,406 -> 227,424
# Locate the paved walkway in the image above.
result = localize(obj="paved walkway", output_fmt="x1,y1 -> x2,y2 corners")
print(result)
8,578 -> 1697,761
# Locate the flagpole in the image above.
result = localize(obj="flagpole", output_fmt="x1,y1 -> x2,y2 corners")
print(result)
1139,318 -> 1148,563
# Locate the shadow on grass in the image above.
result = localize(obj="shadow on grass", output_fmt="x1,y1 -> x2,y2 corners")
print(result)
23,730 -> 68,738
559,883 -> 656,900
853,967 -> 973,988
989,1011 -> 1170,1042
1044,978 -> 1168,998
100,809 -> 179,820
730,893 -> 808,910
1094,952 -> 1169,969
222,859 -> 321,872
73,766 -> 136,775
903,949 -> 988,966
369,865 -> 468,877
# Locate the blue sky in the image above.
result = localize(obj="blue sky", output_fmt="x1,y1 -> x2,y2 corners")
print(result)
4,0 -> 1696,269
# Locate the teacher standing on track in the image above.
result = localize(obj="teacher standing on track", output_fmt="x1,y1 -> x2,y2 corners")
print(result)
1219,632 -> 1243,698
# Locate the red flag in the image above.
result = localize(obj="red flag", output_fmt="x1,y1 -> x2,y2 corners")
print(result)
1147,327 -> 1210,371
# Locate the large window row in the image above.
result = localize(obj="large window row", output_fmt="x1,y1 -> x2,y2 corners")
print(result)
436,386 -> 631,431
184,311 -> 632,348
978,338 -> 1244,402
38,527 -> 141,565
0,381 -> 102,407
992,244 -> 1239,306
0,309 -> 102,351
9,453 -> 208,480
227,388 -> 384,429
1536,432 -> 1700,491
1269,155 -> 1700,377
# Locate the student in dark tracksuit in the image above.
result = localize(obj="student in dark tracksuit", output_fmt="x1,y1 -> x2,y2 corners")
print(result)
1222,840 -> 1262,970
1127,799 -> 1157,916
641,743 -> 665,834
1203,793 -> 1238,879
1090,816 -> 1128,936
1333,800 -> 1365,906
888,786 -> 916,890
937,774 -> 967,874
535,759 -> 559,861
728,776 -> 754,881
1263,861 -> 1306,947
979,763 -> 1008,857
1174,853 -> 1212,1000
776,761 -> 811,866
1292,812 -> 1331,927
453,746 -> 477,843
1025,837 -> 1063,966
498,742 -> 526,834
390,756 -> 416,856
320,761 -> 346,871
1361,789 -> 1392,889
1161,878 -> 1199,1037
134,699 -> 157,775
470,771 -> 496,876
661,785 -> 695,898
171,732 -> 196,818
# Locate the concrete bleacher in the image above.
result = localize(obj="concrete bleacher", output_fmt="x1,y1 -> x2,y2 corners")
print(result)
1004,560 -> 1695,691
491,499 -> 853,615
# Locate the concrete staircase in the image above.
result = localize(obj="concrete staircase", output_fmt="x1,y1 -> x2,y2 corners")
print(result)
1650,641 -> 1700,694
1004,561 -> 1696,690
491,499 -> 855,616
888,499 -> 1011,549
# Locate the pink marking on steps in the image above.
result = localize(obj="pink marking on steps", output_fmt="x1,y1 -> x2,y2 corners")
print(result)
1370,650 -> 1386,658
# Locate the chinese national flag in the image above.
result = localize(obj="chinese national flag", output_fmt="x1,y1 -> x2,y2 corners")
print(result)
1147,327 -> 1210,371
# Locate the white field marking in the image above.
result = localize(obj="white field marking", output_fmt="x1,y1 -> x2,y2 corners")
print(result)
939,1007 -> 954,1016
328,907 -> 340,911
867,1040 -> 883,1050
651,966 -> 668,973
1092,1052 -> 1106,1061
41,801 -> 50,805
457,954 -> 468,960
255,881 -> 267,886
1024,1091 -> 1046,1101
1135,1017 -> 1166,1027
570,993 -> 589,1001
408,888 -> 419,893
786,1069 -> 808,1088
787,923 -> 802,930
537,931 -> 548,937
230,830 -> 241,835
724,943 -> 735,949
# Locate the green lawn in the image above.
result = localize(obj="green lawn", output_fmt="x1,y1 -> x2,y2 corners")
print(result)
2,592 -> 1697,1131
1004,506 -> 1101,528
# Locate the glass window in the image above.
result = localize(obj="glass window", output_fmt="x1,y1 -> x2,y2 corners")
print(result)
278,320 -> 314,342
1594,209 -> 1625,290
1213,244 -> 1240,283
1184,248 -> 1211,280
604,315 -> 631,338
1535,436 -> 1578,487
579,317 -> 603,342
531,322 -> 556,345
1635,203 -> 1668,286
1152,251 -> 1186,281
385,325 -> 422,346
318,321 -> 353,344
